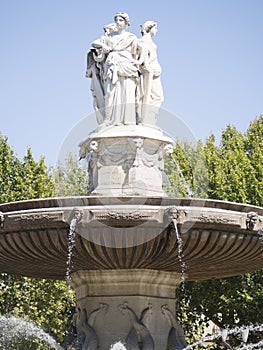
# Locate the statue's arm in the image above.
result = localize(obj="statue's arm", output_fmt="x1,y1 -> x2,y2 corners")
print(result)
136,41 -> 148,65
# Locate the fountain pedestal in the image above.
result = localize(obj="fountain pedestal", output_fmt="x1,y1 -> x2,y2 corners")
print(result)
79,125 -> 173,197
70,269 -> 186,350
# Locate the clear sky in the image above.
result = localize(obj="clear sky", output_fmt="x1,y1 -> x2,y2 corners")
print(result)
0,0 -> 262,166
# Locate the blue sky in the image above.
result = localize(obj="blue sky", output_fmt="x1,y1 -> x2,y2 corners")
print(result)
0,0 -> 262,166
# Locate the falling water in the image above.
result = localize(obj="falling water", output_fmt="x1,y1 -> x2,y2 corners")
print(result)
110,341 -> 127,350
66,217 -> 78,283
172,218 -> 187,283
170,155 -> 193,198
182,324 -> 263,350
162,170 -> 177,196
258,229 -> 263,256
237,340 -> 263,350
0,316 -> 63,349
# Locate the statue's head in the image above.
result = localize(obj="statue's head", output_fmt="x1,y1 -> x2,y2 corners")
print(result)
114,12 -> 130,26
140,20 -> 157,35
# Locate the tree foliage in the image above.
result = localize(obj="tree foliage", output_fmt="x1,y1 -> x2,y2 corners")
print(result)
51,153 -> 89,197
0,134 -> 76,347
0,135 -> 54,202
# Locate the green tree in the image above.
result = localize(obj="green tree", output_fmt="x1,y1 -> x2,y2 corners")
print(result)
245,116 -> 263,206
52,153 -> 89,196
164,141 -> 195,197
0,134 -> 75,346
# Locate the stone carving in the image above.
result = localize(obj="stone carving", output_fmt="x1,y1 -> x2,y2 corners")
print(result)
163,144 -> 174,156
246,211 -> 258,230
95,211 -> 151,221
165,207 -> 179,221
132,138 -> 164,169
70,208 -> 84,224
189,213 -> 239,225
79,140 -> 99,163
79,135 -> 169,196
137,21 -> 164,125
0,212 -> 4,228
164,207 -> 179,228
118,302 -> 154,350
86,13 -> 163,127
72,303 -> 108,350
161,304 -> 187,350
12,212 -> 63,222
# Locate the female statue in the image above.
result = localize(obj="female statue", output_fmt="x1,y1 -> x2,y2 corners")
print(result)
89,12 -> 140,126
86,23 -> 117,124
137,21 -> 164,126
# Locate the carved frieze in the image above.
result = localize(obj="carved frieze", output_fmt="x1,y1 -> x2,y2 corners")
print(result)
10,211 -> 64,223
185,212 -> 241,226
95,211 -> 152,221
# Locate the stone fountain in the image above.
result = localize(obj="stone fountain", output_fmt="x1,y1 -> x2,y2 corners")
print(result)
0,12 -> 263,350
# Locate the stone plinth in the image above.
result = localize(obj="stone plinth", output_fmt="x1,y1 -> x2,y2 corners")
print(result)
70,269 -> 186,350
79,125 -> 174,197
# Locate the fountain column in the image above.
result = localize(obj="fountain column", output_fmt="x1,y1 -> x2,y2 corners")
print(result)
70,269 -> 185,350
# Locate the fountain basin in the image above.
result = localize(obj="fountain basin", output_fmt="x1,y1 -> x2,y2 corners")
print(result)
0,196 -> 262,281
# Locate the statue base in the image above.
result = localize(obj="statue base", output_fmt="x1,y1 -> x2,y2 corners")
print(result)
68,269 -> 187,350
79,125 -> 174,197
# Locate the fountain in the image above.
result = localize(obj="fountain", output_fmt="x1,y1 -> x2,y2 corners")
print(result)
0,12 -> 263,350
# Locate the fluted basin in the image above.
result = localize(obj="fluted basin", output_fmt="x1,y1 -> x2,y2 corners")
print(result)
0,196 -> 262,281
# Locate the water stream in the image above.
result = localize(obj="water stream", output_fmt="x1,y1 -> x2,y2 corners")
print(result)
182,324 -> 263,350
66,217 -> 78,283
237,340 -> 263,350
110,341 -> 127,350
0,316 -> 63,349
172,218 -> 187,284
170,155 -> 194,198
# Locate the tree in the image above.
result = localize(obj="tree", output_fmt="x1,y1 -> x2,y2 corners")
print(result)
0,135 -> 54,202
0,134 -> 75,347
244,116 -> 263,206
52,153 -> 89,197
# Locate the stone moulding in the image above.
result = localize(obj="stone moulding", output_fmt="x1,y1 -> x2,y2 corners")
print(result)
70,269 -> 182,299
